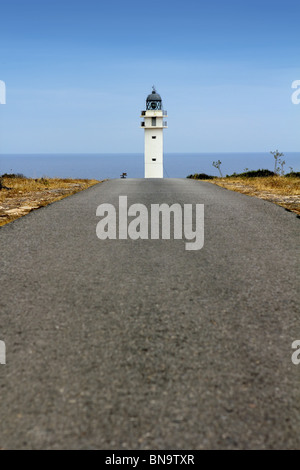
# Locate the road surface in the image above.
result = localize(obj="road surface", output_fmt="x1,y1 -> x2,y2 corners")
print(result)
0,179 -> 299,449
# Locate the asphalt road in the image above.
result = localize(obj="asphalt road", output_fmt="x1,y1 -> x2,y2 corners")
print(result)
0,179 -> 299,450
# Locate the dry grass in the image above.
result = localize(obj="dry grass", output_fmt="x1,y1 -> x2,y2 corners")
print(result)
0,176 -> 99,200
206,176 -> 300,214
0,177 -> 101,226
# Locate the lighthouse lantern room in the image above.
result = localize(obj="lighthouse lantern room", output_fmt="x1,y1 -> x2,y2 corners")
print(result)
141,87 -> 167,178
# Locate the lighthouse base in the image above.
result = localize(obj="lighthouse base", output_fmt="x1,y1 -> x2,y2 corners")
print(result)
144,164 -> 163,178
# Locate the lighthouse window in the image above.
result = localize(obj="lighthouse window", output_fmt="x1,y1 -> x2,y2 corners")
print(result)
152,136 -> 156,139
151,117 -> 156,126
152,158 -> 156,161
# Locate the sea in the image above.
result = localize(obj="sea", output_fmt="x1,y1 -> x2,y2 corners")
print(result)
0,153 -> 299,179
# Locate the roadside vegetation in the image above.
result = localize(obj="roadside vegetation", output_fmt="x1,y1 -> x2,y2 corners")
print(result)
0,174 -> 100,226
187,150 -> 300,214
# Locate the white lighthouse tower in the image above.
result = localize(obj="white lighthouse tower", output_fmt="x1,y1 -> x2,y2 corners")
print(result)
141,87 -> 167,178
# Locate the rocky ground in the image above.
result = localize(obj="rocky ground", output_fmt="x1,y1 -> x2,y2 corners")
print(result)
0,181 -> 100,226
208,180 -> 300,215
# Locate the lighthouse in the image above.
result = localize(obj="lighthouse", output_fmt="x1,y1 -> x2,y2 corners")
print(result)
141,87 -> 167,178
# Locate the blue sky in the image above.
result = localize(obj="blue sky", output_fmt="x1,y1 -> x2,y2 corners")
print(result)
0,0 -> 299,153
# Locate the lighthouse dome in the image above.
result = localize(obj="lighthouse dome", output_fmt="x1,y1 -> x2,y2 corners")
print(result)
147,91 -> 162,102
146,87 -> 162,110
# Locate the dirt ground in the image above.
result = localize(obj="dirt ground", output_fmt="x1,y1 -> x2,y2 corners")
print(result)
0,180 -> 100,227
207,180 -> 300,216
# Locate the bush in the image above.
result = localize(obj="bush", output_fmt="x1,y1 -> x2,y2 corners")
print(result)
228,169 -> 276,178
285,171 -> 300,178
187,173 -> 215,179
1,173 -> 26,179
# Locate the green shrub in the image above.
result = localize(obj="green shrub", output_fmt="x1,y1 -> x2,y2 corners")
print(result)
285,172 -> 300,178
1,173 -> 26,179
187,173 -> 215,179
229,169 -> 275,178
